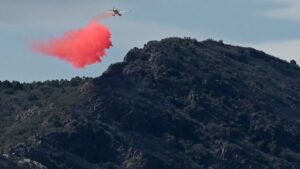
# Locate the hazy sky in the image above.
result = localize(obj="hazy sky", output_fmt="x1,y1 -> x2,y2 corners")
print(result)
1,0 -> 300,82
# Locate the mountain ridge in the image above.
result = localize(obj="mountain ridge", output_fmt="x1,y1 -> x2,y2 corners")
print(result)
1,37 -> 300,169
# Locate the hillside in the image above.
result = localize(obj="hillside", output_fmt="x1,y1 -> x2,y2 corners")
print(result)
1,38 -> 300,169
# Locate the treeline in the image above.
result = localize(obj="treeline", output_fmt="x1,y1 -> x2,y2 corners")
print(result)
0,76 -> 91,90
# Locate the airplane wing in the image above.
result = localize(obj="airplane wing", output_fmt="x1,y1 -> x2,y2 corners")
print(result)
119,10 -> 131,14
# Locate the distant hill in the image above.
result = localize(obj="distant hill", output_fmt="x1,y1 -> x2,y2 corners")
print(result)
1,38 -> 300,169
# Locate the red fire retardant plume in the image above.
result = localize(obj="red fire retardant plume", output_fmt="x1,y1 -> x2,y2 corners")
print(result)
33,19 -> 112,68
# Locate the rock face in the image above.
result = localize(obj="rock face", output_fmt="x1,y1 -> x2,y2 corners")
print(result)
1,38 -> 300,169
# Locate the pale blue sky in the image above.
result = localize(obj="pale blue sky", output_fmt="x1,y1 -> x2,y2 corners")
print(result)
0,0 -> 300,82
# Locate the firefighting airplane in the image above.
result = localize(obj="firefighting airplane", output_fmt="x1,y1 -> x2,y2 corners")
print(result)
108,8 -> 131,16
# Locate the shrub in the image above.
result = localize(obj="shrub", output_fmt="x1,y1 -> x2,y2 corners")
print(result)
28,94 -> 39,101
4,89 -> 15,95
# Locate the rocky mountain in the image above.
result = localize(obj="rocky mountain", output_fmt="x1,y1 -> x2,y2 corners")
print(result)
1,37 -> 300,169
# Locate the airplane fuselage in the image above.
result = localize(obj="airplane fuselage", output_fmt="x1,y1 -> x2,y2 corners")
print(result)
113,9 -> 122,16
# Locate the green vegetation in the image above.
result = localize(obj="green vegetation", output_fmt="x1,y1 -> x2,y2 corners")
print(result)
0,77 -> 91,151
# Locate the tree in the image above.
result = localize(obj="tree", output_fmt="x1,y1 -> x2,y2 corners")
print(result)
11,81 -> 23,90
70,77 -> 83,86
290,59 -> 297,65
1,80 -> 12,88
